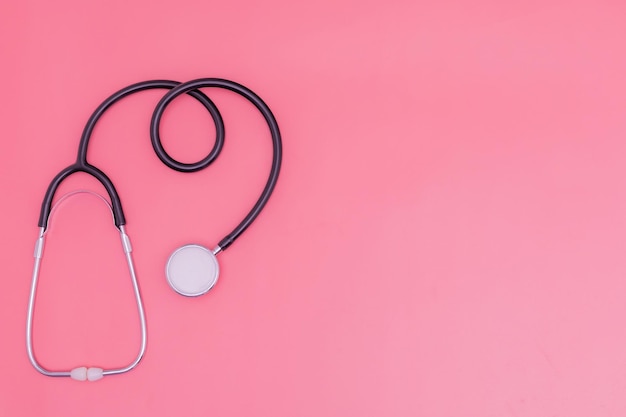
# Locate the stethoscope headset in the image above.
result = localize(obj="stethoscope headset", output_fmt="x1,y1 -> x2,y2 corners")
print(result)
26,78 -> 282,381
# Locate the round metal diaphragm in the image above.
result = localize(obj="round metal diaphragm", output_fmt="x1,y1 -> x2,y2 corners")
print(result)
166,244 -> 219,297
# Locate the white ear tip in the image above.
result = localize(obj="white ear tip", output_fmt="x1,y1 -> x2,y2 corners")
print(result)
87,367 -> 103,381
71,367 -> 87,381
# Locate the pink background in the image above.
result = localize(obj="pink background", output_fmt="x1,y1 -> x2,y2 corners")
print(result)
2,0 -> 626,415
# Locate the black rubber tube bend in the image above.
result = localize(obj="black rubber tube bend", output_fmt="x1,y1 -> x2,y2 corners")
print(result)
38,78 -> 282,251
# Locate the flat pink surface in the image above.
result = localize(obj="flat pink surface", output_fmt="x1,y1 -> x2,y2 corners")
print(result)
2,0 -> 626,415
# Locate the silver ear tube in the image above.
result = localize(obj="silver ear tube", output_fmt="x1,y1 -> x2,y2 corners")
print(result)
26,191 -> 147,381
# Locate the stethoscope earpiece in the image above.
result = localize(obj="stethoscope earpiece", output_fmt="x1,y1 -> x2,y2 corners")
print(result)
166,244 -> 220,297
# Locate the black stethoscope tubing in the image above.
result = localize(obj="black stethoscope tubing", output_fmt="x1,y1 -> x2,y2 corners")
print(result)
38,78 -> 282,251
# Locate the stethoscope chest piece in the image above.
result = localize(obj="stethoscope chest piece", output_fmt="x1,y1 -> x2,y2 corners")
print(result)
166,244 -> 220,297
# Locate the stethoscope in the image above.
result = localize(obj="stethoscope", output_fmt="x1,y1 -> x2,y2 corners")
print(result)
26,78 -> 282,381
